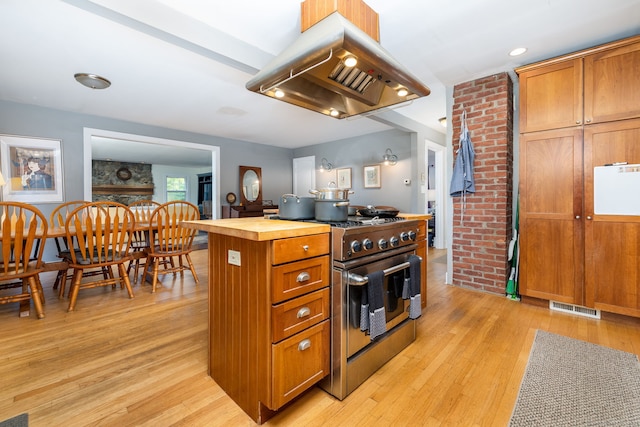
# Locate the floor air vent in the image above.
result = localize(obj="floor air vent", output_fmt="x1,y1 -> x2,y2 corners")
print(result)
549,301 -> 600,319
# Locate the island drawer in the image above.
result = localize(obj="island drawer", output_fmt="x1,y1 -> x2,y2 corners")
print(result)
272,288 -> 330,342
271,233 -> 329,265
271,320 -> 330,409
271,255 -> 329,303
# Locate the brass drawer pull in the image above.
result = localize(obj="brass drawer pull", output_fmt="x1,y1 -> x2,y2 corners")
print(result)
302,245 -> 309,251
296,272 -> 310,282
297,307 -> 311,318
298,339 -> 311,351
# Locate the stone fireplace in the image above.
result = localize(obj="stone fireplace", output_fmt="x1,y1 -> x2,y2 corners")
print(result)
92,160 -> 154,205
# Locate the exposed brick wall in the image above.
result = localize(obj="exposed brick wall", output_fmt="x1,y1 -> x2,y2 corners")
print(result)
451,73 -> 514,294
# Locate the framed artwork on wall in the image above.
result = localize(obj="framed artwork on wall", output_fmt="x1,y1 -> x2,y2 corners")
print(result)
336,167 -> 352,189
363,164 -> 381,188
1,134 -> 64,203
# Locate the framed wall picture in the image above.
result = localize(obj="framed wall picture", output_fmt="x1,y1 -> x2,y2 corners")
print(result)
336,167 -> 352,189
1,134 -> 64,203
363,164 -> 381,188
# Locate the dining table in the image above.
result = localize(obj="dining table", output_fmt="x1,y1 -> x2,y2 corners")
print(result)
42,221 -> 153,286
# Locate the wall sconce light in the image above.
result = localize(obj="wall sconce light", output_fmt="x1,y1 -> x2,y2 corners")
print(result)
438,117 -> 447,127
382,148 -> 397,166
320,157 -> 333,171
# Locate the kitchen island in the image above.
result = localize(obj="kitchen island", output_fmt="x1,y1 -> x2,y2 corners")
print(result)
182,218 -> 331,424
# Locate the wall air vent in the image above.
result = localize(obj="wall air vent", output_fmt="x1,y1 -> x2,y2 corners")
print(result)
549,301 -> 600,319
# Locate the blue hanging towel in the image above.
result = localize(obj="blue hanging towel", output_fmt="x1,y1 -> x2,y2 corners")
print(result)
450,110 -> 475,223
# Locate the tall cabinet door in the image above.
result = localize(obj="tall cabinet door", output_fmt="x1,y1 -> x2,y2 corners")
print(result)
583,118 -> 640,317
519,128 -> 584,304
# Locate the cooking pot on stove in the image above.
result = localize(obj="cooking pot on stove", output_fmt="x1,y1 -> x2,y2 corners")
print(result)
358,205 -> 400,218
309,182 -> 353,200
278,194 -> 315,220
315,199 -> 350,222
348,205 -> 363,216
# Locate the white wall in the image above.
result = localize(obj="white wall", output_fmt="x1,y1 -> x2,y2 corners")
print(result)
151,164 -> 211,205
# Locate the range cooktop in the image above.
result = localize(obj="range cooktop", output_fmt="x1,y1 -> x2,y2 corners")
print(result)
272,215 -> 406,228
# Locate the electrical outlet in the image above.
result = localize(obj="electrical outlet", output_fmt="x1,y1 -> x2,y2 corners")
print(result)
228,250 -> 241,266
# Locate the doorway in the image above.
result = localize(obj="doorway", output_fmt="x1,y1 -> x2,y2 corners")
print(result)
82,128 -> 220,217
425,140 -> 445,249
293,156 -> 316,195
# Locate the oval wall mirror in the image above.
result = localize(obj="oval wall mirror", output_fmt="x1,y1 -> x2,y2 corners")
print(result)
239,166 -> 262,206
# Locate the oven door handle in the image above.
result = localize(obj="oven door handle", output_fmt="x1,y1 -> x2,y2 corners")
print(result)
347,256 -> 422,286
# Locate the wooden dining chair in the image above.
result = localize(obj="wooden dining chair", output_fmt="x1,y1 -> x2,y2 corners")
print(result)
0,202 -> 48,318
49,200 -> 92,296
64,201 -> 135,312
143,201 -> 200,293
126,199 -> 162,284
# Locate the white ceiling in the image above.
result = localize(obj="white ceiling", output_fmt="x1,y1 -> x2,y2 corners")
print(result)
1,0 -> 639,159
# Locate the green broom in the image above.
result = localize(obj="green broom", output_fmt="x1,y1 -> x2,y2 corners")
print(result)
506,195 -> 520,300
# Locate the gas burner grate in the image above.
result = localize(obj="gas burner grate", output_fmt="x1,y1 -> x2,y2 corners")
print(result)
329,217 -> 406,228
329,221 -> 365,228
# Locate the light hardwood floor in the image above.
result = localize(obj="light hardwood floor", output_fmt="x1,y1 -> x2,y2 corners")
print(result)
1,248 -> 639,426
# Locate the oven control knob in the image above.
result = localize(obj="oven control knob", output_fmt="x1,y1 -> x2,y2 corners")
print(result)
408,230 -> 417,241
362,238 -> 374,250
389,236 -> 399,247
350,240 -> 363,253
400,231 -> 410,241
378,239 -> 388,250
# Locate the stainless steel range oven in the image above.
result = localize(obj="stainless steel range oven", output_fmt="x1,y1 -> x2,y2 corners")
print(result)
317,217 -> 422,400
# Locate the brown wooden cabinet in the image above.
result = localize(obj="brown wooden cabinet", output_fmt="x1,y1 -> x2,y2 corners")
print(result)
208,228 -> 330,424
519,36 -> 640,133
583,119 -> 640,317
519,128 -> 584,303
519,59 -> 583,133
222,204 -> 278,218
517,35 -> 640,317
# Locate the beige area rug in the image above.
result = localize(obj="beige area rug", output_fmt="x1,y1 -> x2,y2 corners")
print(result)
510,330 -> 640,426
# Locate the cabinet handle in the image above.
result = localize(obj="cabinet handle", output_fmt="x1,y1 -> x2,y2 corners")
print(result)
575,215 -> 581,219
587,216 -> 592,220
302,245 -> 309,251
576,120 -> 581,124
297,307 -> 311,318
586,119 -> 592,123
296,272 -> 310,282
298,339 -> 311,351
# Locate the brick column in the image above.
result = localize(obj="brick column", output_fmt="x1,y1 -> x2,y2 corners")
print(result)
451,72 -> 514,294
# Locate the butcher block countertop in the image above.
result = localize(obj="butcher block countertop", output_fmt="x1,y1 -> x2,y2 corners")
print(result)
181,217 -> 330,241
398,213 -> 432,220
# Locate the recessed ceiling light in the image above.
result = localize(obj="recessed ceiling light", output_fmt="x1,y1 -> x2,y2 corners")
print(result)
74,73 -> 111,89
274,89 -> 285,98
344,56 -> 357,67
509,47 -> 527,57
330,109 -> 340,117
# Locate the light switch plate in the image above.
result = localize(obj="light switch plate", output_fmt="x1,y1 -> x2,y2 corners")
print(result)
228,250 -> 241,266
